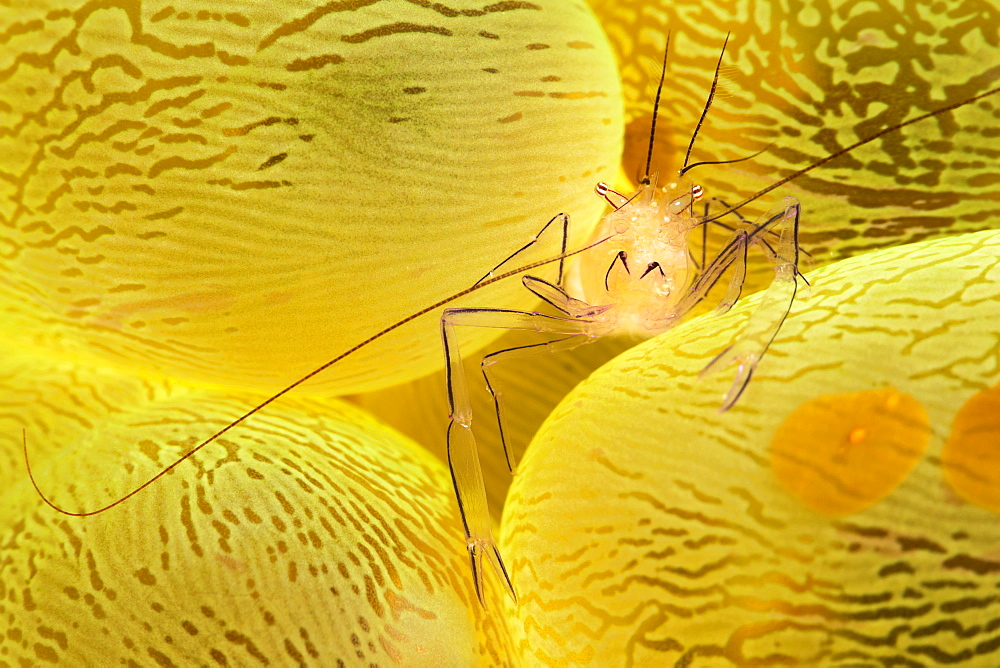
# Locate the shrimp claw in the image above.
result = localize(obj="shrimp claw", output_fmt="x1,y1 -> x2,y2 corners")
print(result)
700,197 -> 802,410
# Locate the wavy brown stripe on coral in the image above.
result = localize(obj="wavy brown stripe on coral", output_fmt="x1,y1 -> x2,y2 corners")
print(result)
591,0 -> 1000,280
1,358 -> 516,664
502,229 -> 1000,665
0,0 -> 622,393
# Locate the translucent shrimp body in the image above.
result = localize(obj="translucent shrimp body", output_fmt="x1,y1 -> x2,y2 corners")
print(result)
569,177 -> 701,334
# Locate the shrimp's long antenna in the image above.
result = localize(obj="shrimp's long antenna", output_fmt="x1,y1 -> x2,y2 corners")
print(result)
641,31 -> 670,186
679,145 -> 771,177
683,32 -> 731,172
24,233 -> 618,517
699,83 -> 1000,226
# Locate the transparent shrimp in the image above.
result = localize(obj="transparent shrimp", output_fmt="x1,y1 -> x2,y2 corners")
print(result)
437,33 -> 1000,606
22,33 -> 1000,612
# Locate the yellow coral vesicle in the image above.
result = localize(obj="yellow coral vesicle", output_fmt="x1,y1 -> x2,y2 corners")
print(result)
0,349 -> 513,664
1,0 -> 623,394
6,0 -> 1000,664
501,229 -> 1000,665
587,0 -> 1000,286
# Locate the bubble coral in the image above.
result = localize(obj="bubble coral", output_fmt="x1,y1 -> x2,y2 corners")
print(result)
2,0 -> 999,665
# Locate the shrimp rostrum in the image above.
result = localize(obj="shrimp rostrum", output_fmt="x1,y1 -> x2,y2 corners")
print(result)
439,33 -> 1000,605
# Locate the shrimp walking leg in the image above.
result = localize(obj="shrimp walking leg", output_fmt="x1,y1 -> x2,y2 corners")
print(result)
473,213 -> 570,287
479,275 -> 613,473
441,308 -> 597,605
713,231 -> 750,314
482,335 -> 597,474
664,219 -> 765,323
700,198 -> 803,410
478,275 -> 612,473
702,196 -> 784,262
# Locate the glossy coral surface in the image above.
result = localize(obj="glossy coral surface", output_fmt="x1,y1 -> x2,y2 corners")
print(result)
1,0 -> 622,393
3,0 -> 999,665
2,355 -> 515,664
502,229 -> 1000,666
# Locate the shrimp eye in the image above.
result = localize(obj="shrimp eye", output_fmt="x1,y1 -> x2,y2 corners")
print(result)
596,182 -> 629,209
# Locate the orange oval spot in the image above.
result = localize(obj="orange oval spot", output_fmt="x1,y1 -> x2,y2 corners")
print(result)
942,385 -> 1000,512
770,388 -> 930,516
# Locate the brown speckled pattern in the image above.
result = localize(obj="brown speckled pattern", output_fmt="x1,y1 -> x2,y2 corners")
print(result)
503,230 -> 1000,666
1,362 -> 514,665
